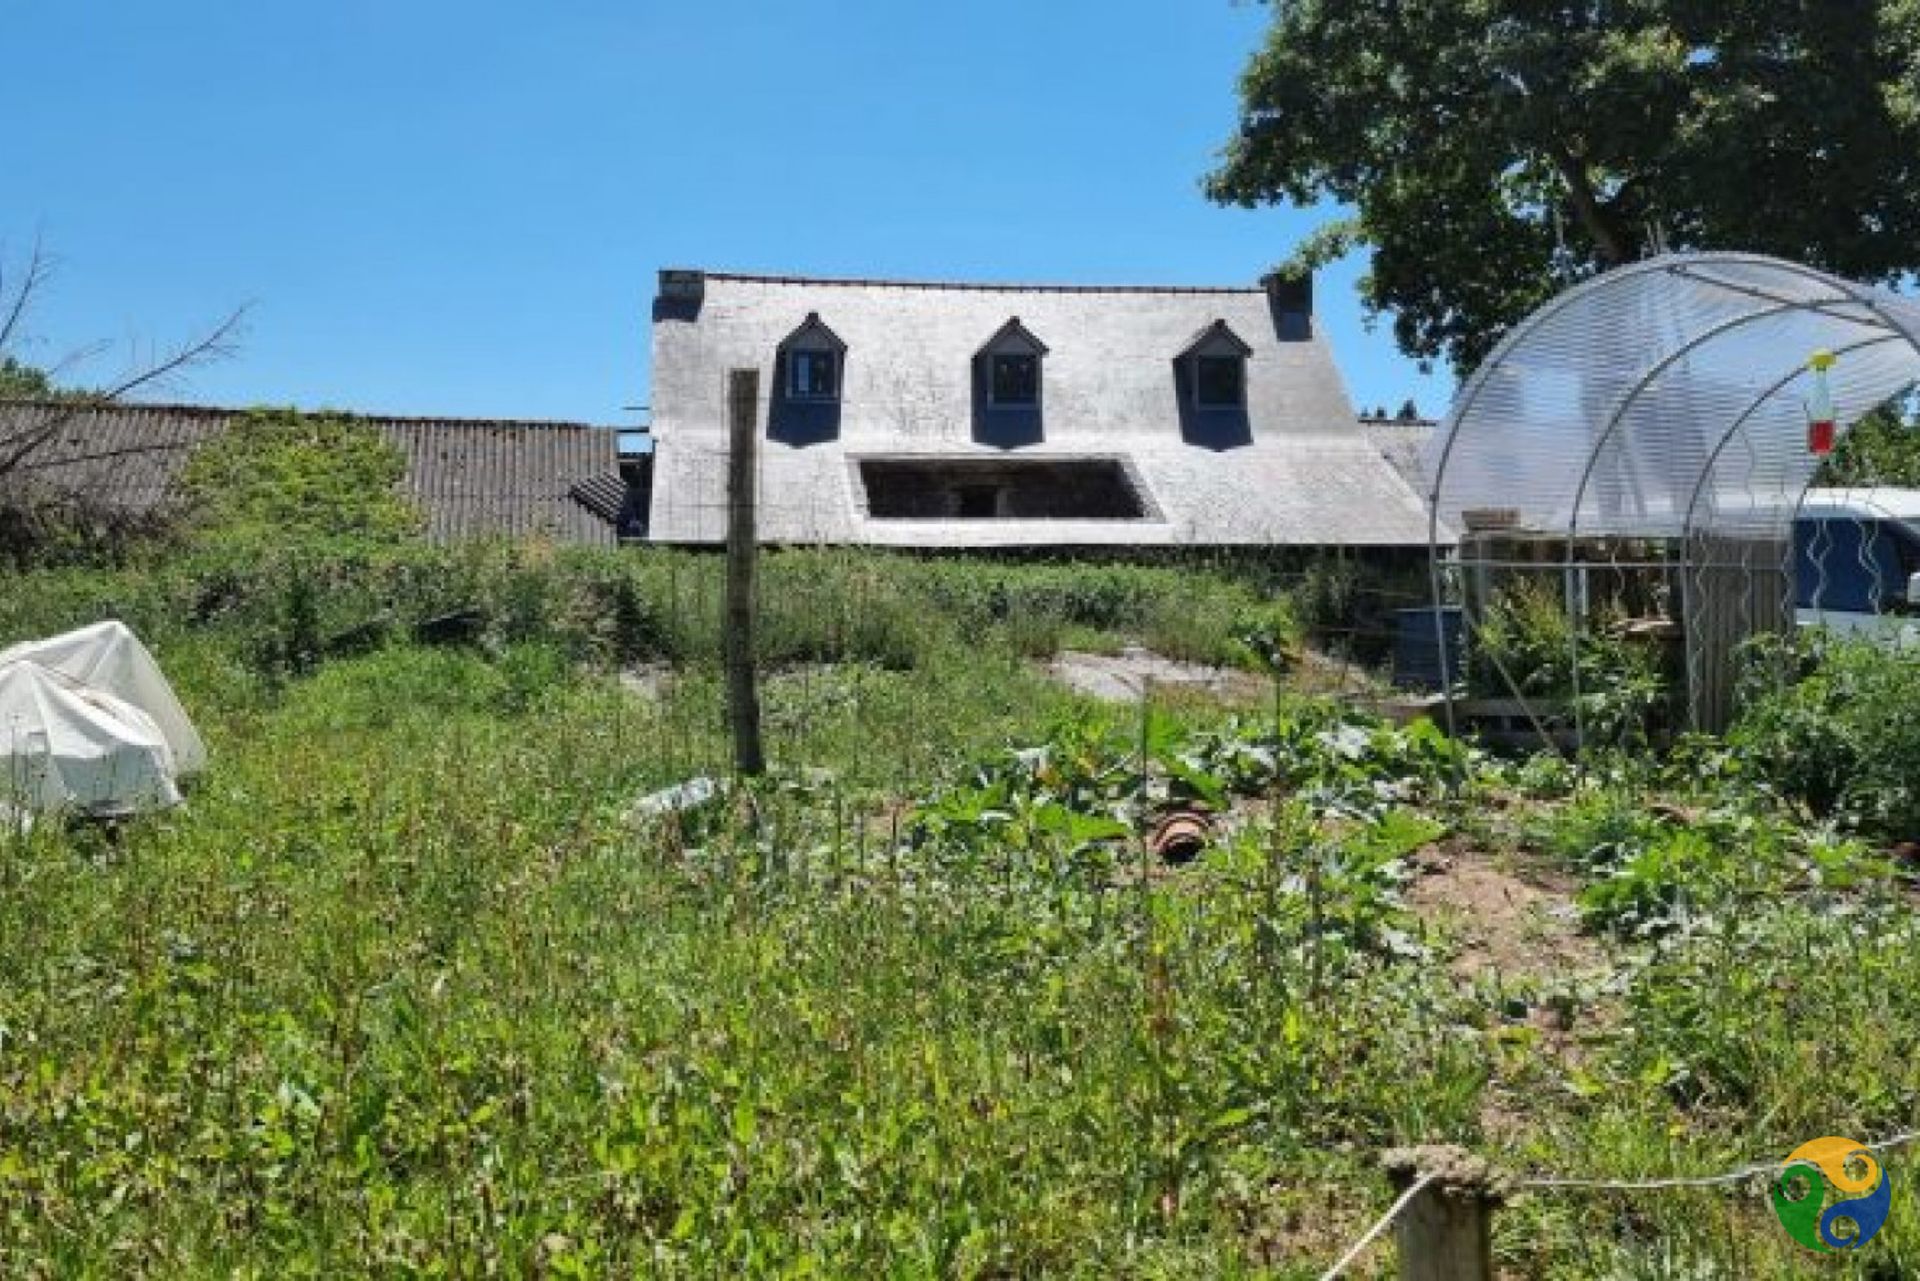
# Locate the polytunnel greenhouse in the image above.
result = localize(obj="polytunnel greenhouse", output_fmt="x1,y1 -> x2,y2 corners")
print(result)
1420,252 -> 1920,736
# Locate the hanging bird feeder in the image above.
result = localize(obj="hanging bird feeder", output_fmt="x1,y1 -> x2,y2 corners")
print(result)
1806,349 -> 1838,456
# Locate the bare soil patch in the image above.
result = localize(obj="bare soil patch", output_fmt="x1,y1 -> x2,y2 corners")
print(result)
1404,841 -> 1600,984
618,663 -> 675,701
1045,646 -> 1267,704
1405,841 -> 1620,1145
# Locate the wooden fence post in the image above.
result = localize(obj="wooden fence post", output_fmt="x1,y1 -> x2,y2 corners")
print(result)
1383,1146 -> 1503,1281
725,368 -> 765,776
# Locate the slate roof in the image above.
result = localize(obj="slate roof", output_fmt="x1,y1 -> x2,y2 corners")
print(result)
648,270 -> 1433,547
1360,416 -> 1439,497
1359,416 -> 1455,544
0,401 -> 623,545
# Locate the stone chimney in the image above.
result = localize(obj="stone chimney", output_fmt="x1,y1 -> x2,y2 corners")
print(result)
1261,269 -> 1313,340
1261,269 -> 1313,316
658,268 -> 706,304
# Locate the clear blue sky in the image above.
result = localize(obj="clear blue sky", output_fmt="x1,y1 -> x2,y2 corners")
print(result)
2,1 -> 1450,425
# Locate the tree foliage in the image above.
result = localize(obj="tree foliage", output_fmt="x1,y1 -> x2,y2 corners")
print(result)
178,408 -> 423,550
0,357 -> 57,400
1822,400 -> 1920,487
1209,0 -> 1920,374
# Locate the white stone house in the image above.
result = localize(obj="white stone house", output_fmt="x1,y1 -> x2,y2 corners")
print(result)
645,269 -> 1430,547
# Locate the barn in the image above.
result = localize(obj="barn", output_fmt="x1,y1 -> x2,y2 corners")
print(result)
0,401 -> 629,545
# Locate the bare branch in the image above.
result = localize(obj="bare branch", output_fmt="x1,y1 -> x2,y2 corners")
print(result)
11,438 -> 210,474
43,339 -> 112,383
0,304 -> 249,478
0,236 -> 248,501
93,304 -> 249,404
0,234 -> 53,356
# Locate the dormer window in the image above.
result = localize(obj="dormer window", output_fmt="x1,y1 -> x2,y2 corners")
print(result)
777,312 -> 846,403
976,318 -> 1048,409
1180,320 -> 1252,410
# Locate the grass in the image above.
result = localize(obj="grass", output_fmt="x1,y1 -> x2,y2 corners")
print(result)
2,545 -> 1919,1276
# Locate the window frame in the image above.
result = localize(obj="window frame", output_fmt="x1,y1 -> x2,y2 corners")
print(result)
855,455 -> 1156,522
988,352 -> 1041,408
786,348 -> 840,402
1193,353 -> 1247,410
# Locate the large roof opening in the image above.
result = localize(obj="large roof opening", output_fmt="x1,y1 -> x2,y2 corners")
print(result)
856,456 -> 1153,520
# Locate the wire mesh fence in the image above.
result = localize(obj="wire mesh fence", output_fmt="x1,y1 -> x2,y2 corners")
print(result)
612,482 -> 1443,803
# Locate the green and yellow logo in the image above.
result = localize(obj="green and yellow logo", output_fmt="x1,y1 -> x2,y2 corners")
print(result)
1771,1137 -> 1892,1252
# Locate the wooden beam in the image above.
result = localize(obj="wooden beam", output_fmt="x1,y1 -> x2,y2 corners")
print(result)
724,369 -> 765,776
1384,1146 -> 1502,1281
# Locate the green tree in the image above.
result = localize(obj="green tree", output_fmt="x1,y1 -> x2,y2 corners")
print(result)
178,408 -> 422,549
1209,0 -> 1920,374
1821,400 -> 1920,487
0,357 -> 57,399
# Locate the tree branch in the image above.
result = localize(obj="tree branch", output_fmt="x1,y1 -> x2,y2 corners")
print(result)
0,235 -> 52,356
9,438 -> 208,475
1547,144 -> 1635,267
0,305 -> 248,478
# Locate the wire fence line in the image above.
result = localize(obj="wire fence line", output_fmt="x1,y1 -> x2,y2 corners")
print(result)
643,396 -> 1920,780
605,502 -> 1446,798
1312,1129 -> 1920,1280
1517,1127 -> 1920,1192
1318,1172 -> 1437,1281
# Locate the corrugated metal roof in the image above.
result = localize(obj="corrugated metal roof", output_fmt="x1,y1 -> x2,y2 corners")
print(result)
649,273 -> 1433,547
568,473 -> 629,523
0,401 -> 622,545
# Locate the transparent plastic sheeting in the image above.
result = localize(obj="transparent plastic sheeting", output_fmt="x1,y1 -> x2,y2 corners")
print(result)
1422,254 -> 1920,543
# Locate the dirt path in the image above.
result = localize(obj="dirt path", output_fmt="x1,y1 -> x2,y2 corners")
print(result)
1045,647 -> 1267,704
1404,840 -> 1617,1147
1042,643 -> 1386,707
1404,840 -> 1601,984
